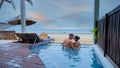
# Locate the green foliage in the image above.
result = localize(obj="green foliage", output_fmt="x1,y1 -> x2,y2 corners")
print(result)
90,27 -> 100,41
90,27 -> 98,33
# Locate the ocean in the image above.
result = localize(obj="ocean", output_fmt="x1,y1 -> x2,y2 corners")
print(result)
6,25 -> 92,33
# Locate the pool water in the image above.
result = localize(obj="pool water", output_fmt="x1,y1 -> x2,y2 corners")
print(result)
30,44 -> 104,68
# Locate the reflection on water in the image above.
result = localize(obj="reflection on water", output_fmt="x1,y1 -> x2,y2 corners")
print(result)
30,44 -> 103,68
91,49 -> 104,68
62,47 -> 80,60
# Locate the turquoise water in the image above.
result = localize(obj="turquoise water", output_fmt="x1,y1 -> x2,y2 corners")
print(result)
30,44 -> 103,68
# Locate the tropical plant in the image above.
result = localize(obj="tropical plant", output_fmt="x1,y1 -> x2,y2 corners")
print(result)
90,27 -> 100,41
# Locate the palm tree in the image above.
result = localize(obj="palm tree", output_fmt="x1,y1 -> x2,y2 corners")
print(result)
0,0 -> 16,10
0,0 -> 33,33
0,0 -> 33,10
0,22 -> 13,30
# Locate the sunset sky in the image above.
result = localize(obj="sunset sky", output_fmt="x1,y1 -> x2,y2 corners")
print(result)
0,0 -> 120,32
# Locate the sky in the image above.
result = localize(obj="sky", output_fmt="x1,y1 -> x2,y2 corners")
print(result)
0,0 -> 120,32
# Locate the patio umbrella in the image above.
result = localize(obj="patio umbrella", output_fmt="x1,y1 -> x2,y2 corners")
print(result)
8,16 -> 36,26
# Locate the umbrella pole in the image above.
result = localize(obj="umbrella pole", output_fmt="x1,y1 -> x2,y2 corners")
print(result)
20,0 -> 26,33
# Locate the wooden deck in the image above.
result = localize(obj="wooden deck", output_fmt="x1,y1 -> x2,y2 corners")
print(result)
0,42 -> 45,68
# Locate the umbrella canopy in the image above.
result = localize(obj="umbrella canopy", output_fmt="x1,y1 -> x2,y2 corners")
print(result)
8,16 -> 36,26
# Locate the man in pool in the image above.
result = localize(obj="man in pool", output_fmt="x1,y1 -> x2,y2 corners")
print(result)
62,33 -> 74,48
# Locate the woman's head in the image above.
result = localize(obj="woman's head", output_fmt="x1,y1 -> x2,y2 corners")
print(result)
74,36 -> 80,41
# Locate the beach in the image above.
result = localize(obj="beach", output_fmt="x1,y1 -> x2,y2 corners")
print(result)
44,33 -> 93,44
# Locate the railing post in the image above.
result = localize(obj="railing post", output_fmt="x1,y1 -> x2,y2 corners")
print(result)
118,12 -> 120,68
104,14 -> 109,57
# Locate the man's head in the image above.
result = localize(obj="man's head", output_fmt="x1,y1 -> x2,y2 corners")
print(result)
69,33 -> 74,39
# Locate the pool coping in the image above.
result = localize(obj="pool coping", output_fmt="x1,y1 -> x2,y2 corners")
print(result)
93,44 -> 118,68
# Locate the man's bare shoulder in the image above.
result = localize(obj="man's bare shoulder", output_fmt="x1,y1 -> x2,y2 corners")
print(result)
64,39 -> 70,41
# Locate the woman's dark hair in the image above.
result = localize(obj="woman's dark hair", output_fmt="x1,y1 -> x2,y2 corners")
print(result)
75,36 -> 80,41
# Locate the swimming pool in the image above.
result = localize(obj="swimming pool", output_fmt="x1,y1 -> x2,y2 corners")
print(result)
30,44 -> 104,68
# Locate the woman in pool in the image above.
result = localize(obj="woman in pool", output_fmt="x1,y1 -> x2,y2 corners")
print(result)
71,35 -> 80,49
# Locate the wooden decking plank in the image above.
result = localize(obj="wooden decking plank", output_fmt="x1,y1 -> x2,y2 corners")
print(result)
0,42 -> 46,68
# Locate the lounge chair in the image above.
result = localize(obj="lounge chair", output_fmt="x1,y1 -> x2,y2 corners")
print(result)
40,33 -> 55,42
40,33 -> 48,39
16,33 -> 42,44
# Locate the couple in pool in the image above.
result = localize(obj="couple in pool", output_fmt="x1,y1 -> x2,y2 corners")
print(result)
62,33 -> 80,49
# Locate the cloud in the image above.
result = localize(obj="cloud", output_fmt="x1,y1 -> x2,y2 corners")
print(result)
53,2 -> 92,13
28,12 -> 54,23
52,1 -> 93,22
44,25 -> 60,29
44,25 -> 84,30
59,27 -> 80,29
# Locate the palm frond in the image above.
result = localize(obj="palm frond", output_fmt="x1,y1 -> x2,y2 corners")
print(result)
0,0 -> 16,10
5,0 -> 12,3
26,0 -> 33,6
0,22 -> 13,29
0,0 -> 4,9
